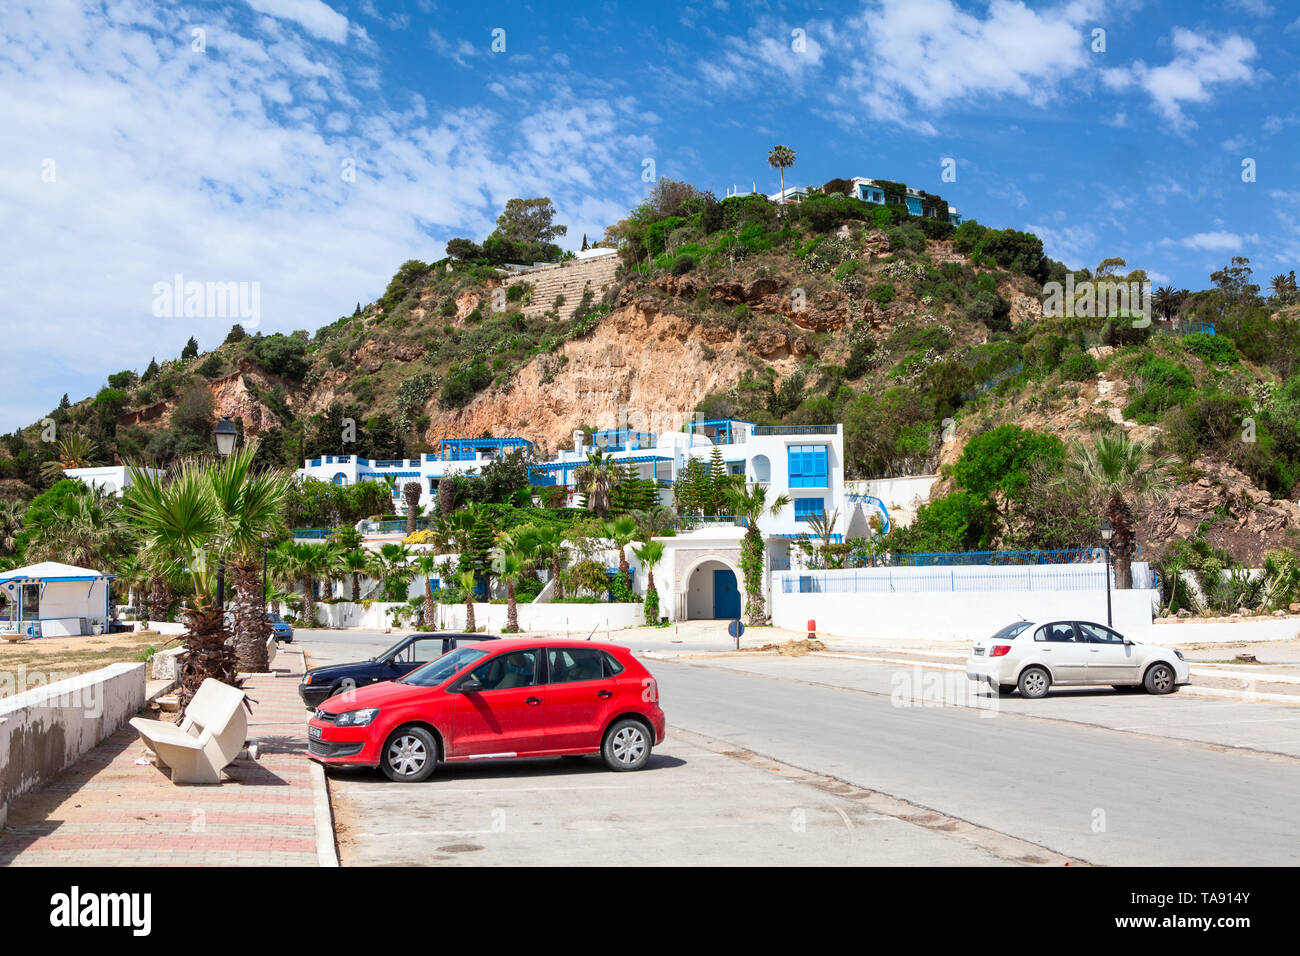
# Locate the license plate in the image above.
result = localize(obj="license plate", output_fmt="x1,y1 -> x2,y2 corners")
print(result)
308,725 -> 322,739
974,648 -> 985,656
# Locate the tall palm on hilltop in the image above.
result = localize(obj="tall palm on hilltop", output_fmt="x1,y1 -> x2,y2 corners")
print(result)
767,144 -> 796,204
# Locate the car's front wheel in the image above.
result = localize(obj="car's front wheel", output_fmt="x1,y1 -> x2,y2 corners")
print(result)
601,718 -> 652,772
1144,662 -> 1177,695
1017,667 -> 1051,699
381,725 -> 438,782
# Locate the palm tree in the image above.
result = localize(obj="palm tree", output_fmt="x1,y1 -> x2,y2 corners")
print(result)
373,542 -> 412,601
575,449 -> 618,518
125,459 -> 236,708
632,539 -> 664,621
1063,433 -> 1174,589
603,514 -> 638,588
26,483 -> 125,568
411,553 -> 439,626
379,474 -> 399,514
402,481 -> 422,535
0,499 -> 24,556
207,445 -> 291,672
458,569 -> 478,632
338,548 -> 370,602
1152,285 -> 1179,321
527,523 -> 568,599
114,551 -> 150,619
725,482 -> 791,625
767,145 -> 796,204
280,540 -> 335,626
804,507 -> 840,568
631,505 -> 675,540
40,431 -> 98,482
492,546 -> 526,633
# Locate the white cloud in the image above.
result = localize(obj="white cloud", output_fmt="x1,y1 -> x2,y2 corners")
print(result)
1173,231 -> 1260,252
0,2 -> 654,431
1102,29 -> 1257,130
242,0 -> 350,43
837,0 -> 1099,132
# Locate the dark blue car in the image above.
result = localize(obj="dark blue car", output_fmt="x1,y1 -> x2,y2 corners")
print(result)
268,612 -> 295,642
297,632 -> 497,709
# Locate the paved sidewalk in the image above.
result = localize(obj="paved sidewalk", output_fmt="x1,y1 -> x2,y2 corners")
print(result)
0,646 -> 323,866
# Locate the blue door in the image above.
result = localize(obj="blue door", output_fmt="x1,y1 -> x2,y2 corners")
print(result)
713,569 -> 741,619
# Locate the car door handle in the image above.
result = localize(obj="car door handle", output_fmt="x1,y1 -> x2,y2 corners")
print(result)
525,696 -> 541,705
1090,649 -> 1101,653
597,690 -> 613,699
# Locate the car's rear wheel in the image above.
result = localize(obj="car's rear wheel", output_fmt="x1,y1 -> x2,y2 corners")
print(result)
381,725 -> 438,782
1144,662 -> 1177,695
1017,667 -> 1051,699
601,718 -> 651,772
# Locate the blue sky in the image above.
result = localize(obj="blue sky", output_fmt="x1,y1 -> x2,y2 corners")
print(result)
2,0 -> 1298,432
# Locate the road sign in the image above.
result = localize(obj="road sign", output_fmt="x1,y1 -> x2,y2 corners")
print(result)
728,619 -> 744,639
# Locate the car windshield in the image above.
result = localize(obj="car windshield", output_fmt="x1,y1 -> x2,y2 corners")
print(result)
990,621 -> 1033,640
267,613 -> 283,623
373,635 -> 416,661
399,646 -> 488,687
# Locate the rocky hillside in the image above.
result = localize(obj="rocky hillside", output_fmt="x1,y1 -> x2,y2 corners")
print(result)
4,186 -> 1299,567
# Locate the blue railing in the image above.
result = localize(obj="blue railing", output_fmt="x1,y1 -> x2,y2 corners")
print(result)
752,424 -> 838,436
844,547 -> 1141,568
291,528 -> 332,539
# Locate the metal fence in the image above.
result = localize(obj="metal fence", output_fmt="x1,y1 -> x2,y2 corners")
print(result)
844,547 -> 1140,568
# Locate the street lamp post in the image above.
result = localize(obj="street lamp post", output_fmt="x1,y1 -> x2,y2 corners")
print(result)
1100,519 -> 1113,627
212,416 -> 238,609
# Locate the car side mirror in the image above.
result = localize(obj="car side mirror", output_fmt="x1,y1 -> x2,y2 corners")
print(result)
458,678 -> 483,694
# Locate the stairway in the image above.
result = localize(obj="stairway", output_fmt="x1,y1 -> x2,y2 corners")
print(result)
502,252 -> 621,320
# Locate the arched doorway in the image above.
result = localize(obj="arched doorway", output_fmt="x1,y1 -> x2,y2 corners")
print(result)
683,559 -> 742,620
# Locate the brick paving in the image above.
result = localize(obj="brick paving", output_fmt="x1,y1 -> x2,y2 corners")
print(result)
0,646 -> 323,866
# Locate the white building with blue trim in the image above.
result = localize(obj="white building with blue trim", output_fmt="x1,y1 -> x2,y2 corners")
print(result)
295,420 -> 888,541
0,562 -> 115,638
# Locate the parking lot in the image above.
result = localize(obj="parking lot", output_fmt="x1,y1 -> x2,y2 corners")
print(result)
327,728 -> 1053,867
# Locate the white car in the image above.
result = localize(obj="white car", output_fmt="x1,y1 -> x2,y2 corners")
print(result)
965,619 -> 1190,698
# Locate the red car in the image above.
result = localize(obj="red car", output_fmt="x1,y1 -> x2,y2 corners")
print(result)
307,639 -> 666,782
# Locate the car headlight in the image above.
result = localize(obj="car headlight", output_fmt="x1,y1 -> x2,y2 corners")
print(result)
1174,650 -> 1185,661
335,708 -> 380,727
301,674 -> 312,685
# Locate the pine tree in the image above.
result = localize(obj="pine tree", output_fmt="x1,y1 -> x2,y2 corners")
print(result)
142,358 -> 159,381
581,234 -> 589,251
181,336 -> 199,361
707,448 -> 728,515
58,393 -> 70,409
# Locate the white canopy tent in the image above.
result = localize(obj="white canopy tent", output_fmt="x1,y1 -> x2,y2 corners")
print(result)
0,561 -> 114,639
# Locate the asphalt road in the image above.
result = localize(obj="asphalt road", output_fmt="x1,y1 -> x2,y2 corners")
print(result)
298,629 -> 1300,866
652,659 -> 1300,866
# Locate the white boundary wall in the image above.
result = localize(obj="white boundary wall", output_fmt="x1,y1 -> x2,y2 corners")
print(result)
314,600 -> 643,634
771,566 -> 1156,642
0,662 -> 146,828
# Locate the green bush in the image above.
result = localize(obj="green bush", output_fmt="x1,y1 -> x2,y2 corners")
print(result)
670,253 -> 697,275
439,359 -> 492,408
1182,332 -> 1240,366
1060,352 -> 1098,381
1123,357 -> 1196,423
867,282 -> 896,306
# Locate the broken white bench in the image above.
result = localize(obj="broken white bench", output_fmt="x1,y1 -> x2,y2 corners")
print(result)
129,679 -> 249,784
